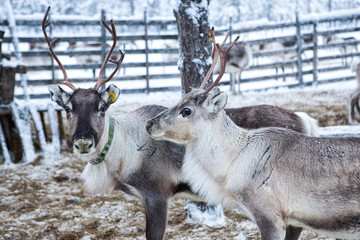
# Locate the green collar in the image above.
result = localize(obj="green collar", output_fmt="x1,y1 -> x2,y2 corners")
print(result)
90,118 -> 115,165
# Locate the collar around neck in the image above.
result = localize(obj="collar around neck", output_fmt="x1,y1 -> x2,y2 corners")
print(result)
89,118 -> 115,165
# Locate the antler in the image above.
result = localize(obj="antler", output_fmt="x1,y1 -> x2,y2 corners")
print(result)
93,19 -> 125,91
199,28 -> 220,89
42,6 -> 76,91
199,27 -> 239,98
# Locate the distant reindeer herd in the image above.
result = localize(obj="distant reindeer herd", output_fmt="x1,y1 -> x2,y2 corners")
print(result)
42,6 -> 360,240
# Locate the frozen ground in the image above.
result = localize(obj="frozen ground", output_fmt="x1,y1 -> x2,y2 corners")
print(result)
0,80 -> 359,240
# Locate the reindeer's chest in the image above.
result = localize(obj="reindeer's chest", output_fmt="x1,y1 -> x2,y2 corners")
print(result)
182,150 -> 238,206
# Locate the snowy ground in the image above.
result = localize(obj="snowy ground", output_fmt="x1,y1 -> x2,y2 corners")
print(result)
0,80 -> 359,240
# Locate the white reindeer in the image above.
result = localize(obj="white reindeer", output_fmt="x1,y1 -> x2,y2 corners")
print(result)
146,37 -> 360,240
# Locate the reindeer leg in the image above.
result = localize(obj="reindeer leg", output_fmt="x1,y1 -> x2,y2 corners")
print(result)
349,90 -> 360,124
233,72 -> 239,95
231,73 -> 236,95
344,47 -> 348,66
143,196 -> 168,240
356,98 -> 360,114
256,216 -> 286,240
282,65 -> 285,82
238,70 -> 243,95
285,225 -> 302,240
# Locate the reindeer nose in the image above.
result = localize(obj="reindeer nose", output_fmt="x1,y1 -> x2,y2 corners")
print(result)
74,138 -> 94,154
146,120 -> 154,133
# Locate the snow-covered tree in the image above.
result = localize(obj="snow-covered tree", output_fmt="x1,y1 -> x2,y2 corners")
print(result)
174,0 -> 212,94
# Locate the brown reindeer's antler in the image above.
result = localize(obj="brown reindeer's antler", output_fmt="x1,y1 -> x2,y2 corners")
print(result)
42,6 -> 76,91
93,19 -> 125,91
43,6 -> 125,91
199,27 -> 239,98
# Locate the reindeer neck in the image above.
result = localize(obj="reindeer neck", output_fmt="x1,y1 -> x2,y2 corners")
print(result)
188,110 -> 248,167
182,111 -> 248,204
90,113 -> 144,176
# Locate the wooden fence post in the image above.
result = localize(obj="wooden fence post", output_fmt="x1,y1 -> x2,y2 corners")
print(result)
0,30 -> 3,62
296,11 -> 303,86
144,8 -> 150,93
5,0 -> 29,100
312,21 -> 318,86
100,9 -> 106,92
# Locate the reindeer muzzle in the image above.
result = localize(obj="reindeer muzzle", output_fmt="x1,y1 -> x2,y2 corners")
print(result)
74,138 -> 95,154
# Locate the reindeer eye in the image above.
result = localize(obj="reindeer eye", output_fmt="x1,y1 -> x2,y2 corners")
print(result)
64,106 -> 71,114
100,104 -> 106,112
180,108 -> 192,118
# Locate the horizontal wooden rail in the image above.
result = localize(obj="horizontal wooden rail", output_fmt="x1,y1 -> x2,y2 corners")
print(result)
3,33 -> 178,43
15,73 -> 181,86
15,48 -> 179,57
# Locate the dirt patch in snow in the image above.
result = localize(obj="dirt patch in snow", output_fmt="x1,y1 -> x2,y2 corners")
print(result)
0,86 -> 355,240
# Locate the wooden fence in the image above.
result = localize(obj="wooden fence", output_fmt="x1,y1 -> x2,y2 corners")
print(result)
1,10 -> 360,99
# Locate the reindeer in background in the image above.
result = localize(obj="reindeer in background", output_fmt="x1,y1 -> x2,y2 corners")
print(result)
349,58 -> 360,124
251,39 -> 296,82
323,34 -> 358,65
19,42 -> 56,69
213,32 -> 252,95
252,35 -> 312,82
68,40 -> 127,78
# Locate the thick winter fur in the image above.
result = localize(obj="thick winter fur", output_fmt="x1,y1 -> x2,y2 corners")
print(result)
349,58 -> 360,124
49,85 -> 317,240
146,89 -> 360,240
80,106 -> 185,196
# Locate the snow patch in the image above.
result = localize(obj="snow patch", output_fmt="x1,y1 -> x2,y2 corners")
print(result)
186,200 -> 226,227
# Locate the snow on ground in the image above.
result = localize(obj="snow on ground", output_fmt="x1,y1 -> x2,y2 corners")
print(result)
0,80 -> 359,240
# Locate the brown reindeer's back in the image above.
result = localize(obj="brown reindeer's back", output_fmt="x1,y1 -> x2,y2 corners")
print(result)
225,105 -> 305,134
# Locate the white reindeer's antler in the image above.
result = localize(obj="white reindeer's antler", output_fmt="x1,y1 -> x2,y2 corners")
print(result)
199,28 -> 239,98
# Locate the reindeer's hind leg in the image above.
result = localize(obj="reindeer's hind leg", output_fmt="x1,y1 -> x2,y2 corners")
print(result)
256,216 -> 286,240
252,211 -> 286,240
285,226 -> 302,240
349,89 -> 360,124
143,196 -> 168,240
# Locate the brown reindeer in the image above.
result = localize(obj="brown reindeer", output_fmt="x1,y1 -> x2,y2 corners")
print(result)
146,30 -> 360,240
44,9 -> 317,239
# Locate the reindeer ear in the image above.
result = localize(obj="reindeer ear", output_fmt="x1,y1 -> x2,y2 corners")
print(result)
101,84 -> 120,104
203,91 -> 228,114
210,91 -> 227,113
48,84 -> 71,108
212,87 -> 221,94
